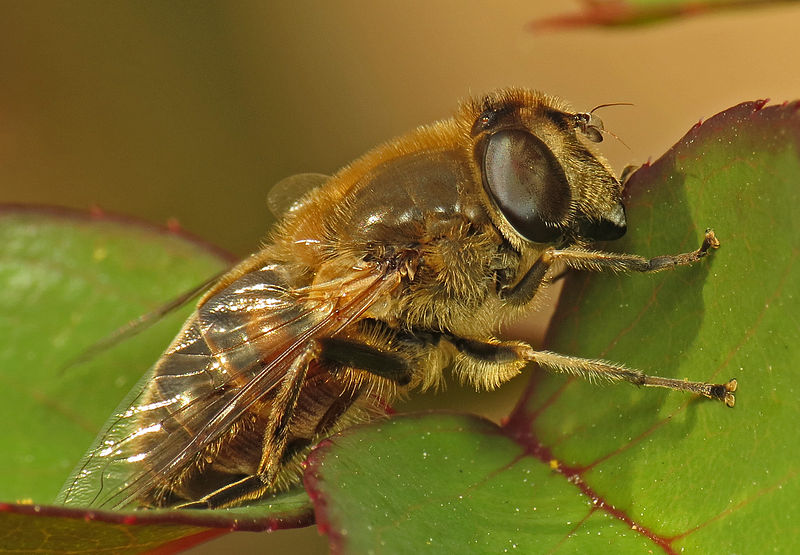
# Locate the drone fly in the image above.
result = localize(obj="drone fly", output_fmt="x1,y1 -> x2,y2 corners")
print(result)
58,88 -> 735,510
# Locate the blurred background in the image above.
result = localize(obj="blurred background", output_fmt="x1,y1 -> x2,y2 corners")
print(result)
2,2 -> 798,552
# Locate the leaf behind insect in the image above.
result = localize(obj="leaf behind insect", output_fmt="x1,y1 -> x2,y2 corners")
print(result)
0,205 -> 315,551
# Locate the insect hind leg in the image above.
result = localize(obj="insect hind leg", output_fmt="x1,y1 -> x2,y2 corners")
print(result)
178,342 -> 322,509
175,474 -> 267,509
256,341 -> 321,486
176,333 -> 416,509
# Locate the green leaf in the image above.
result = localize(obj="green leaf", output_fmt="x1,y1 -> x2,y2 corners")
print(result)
0,207 -> 313,551
304,100 -> 800,553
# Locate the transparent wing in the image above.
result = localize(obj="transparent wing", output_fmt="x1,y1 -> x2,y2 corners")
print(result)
58,259 -> 401,509
267,173 -> 330,218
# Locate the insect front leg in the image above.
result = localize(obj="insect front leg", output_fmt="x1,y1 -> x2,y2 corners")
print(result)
499,252 -> 553,306
502,229 -> 719,309
553,228 -> 720,274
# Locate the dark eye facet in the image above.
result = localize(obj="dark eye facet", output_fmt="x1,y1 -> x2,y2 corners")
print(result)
483,129 -> 572,243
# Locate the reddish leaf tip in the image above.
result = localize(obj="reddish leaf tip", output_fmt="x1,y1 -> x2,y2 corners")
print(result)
89,204 -> 106,218
527,1 -> 632,31
753,98 -> 770,111
166,217 -> 182,232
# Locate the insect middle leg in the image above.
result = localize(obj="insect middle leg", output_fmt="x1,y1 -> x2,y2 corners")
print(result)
314,323 -> 735,407
522,349 -> 737,407
441,333 -> 736,406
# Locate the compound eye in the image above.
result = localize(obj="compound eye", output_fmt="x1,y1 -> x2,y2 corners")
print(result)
483,129 -> 572,243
